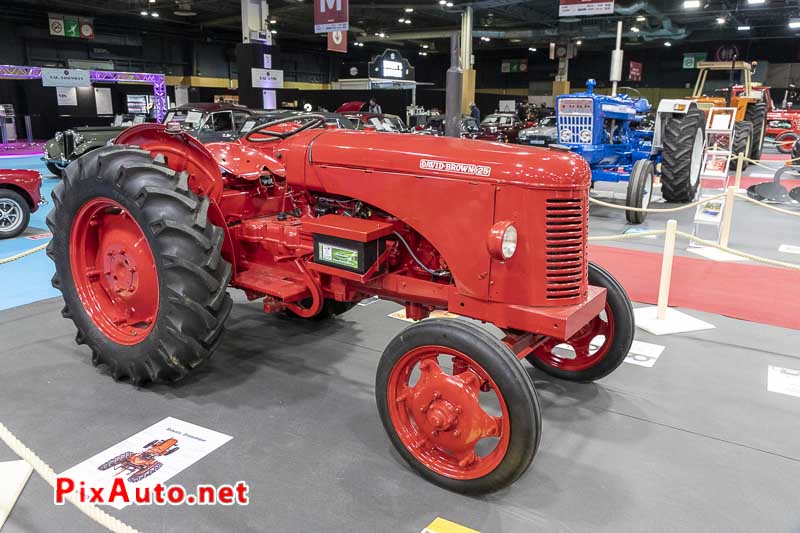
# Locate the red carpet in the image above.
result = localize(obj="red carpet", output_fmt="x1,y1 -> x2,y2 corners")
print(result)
760,153 -> 791,161
702,176 -> 800,190
590,244 -> 800,330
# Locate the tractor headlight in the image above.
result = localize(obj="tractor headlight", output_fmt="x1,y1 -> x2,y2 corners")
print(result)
579,129 -> 592,143
487,221 -> 518,260
560,128 -> 572,142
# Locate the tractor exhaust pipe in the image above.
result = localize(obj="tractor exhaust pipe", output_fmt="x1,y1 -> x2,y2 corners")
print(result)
445,32 -> 463,138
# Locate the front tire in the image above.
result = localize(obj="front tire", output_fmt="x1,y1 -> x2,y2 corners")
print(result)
46,162 -> 66,178
730,121 -> 753,170
46,145 -> 233,384
625,159 -> 654,225
661,106 -> 705,203
526,262 -> 634,382
376,318 -> 541,494
0,189 -> 30,239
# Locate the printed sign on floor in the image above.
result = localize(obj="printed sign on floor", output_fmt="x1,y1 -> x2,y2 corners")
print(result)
623,340 -> 665,367
778,244 -> 800,255
59,417 -> 232,509
767,365 -> 800,398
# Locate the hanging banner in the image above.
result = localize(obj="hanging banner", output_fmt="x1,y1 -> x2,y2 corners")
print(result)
56,87 -> 78,107
328,31 -> 347,53
559,0 -> 614,16
251,68 -> 285,89
628,61 -> 642,82
314,0 -> 349,34
42,68 -> 92,87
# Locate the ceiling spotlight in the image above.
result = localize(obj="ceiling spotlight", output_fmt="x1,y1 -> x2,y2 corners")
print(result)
422,44 -> 429,48
405,19 -> 412,24
664,41 -> 672,46
270,29 -> 277,33
270,19 -> 277,24
446,1 -> 454,6
790,19 -> 800,28
151,12 -> 159,17
439,0 -> 446,4
716,16 -> 726,24
528,47 -> 537,52
631,26 -> 640,32
398,17 -> 405,22
747,0 -> 766,4
379,32 -> 386,37
405,7 -> 414,12
140,10 -> 148,15
737,25 -> 751,30
419,52 -> 427,56
576,40 -> 582,45
149,0 -> 155,3
636,15 -> 646,21
683,0 -> 700,8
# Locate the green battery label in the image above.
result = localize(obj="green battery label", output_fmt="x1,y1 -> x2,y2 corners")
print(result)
319,242 -> 359,269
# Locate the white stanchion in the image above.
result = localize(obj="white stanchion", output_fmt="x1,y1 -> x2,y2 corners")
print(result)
656,219 -> 677,320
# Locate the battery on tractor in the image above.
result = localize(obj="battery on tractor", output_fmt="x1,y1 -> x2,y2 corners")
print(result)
305,214 -> 394,275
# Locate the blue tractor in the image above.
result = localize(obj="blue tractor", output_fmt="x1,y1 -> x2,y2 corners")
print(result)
556,79 -> 706,224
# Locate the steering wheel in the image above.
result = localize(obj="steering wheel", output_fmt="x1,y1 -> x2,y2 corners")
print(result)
617,87 -> 642,102
245,114 -> 326,143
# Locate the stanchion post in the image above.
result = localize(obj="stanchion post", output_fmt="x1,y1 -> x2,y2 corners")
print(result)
719,185 -> 736,248
656,219 -> 678,320
734,152 -> 744,190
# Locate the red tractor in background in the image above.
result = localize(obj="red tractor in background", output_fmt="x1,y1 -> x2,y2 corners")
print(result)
47,115 -> 635,494
730,85 -> 800,153
98,438 -> 179,483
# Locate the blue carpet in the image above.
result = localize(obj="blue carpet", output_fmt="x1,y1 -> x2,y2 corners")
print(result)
0,156 -> 61,310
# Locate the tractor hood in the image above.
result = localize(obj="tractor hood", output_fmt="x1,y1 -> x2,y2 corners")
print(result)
303,129 -> 590,189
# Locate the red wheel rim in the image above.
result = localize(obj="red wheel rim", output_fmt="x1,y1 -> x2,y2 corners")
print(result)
387,346 -> 511,480
69,198 -> 159,345
532,302 -> 615,372
780,137 -> 797,152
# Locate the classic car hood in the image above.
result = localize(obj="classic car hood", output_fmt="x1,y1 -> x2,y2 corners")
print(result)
521,126 -> 557,136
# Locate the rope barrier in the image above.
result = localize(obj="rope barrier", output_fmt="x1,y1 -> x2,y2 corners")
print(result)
735,193 -> 800,217
588,192 -> 726,213
0,242 -> 49,265
587,230 -> 666,242
0,422 -> 140,533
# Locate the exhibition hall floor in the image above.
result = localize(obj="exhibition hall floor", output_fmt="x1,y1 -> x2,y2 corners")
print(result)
1,296 -> 799,532
1,147 -> 799,532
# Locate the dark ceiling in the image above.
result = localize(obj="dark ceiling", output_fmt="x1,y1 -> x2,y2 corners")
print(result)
6,0 -> 800,52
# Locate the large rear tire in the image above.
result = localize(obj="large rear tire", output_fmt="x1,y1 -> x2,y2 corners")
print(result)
376,318 -> 540,494
526,262 -> 634,382
47,145 -> 233,384
46,162 -> 66,178
625,159 -> 654,225
730,121 -> 753,170
745,103 -> 767,161
661,106 -> 705,203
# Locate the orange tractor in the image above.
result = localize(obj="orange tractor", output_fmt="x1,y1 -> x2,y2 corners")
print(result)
688,60 -> 767,163
97,438 -> 179,482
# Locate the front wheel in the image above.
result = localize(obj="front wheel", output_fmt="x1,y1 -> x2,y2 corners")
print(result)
775,132 -> 798,154
625,159 -> 654,225
526,262 -> 634,382
0,189 -> 30,239
376,318 -> 541,494
729,121 -> 753,170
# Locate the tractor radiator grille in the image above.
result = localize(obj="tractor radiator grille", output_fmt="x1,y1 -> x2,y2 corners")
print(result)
544,196 -> 587,301
556,115 -> 592,144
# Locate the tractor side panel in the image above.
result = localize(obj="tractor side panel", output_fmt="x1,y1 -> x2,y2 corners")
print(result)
306,164 -> 495,301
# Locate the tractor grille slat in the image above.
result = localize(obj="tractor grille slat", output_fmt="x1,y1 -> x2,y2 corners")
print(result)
556,114 -> 592,144
545,196 -> 587,300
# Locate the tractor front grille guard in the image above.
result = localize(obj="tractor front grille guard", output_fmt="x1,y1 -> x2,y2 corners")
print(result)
544,193 -> 588,302
557,113 -> 593,144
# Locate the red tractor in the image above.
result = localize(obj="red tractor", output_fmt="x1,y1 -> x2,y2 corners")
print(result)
98,438 -> 179,483
729,85 -> 800,153
47,115 -> 634,494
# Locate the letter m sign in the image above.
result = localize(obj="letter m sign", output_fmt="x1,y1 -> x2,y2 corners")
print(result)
314,0 -> 349,33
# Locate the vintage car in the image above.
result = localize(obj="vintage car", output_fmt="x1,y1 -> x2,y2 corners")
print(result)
516,116 -> 557,146
237,111 -> 356,138
414,115 -> 480,138
474,113 -> 524,143
43,103 -> 254,176
0,169 -> 44,239
344,112 -> 408,133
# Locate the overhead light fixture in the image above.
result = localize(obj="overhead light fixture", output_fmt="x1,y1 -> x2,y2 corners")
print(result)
270,19 -> 277,24
664,41 -> 672,46
398,17 -> 405,22
405,7 -> 414,12
737,25 -> 751,30
446,1 -> 454,6
379,32 -> 386,37
716,16 -> 726,24
151,12 -> 159,17
636,15 -> 646,21
439,0 -> 446,4
631,26 -> 640,32
789,19 -> 800,28
419,52 -> 427,56
422,44 -> 429,48
149,0 -> 155,3
404,19 -> 411,24
270,29 -> 277,33
354,42 -> 364,47
140,10 -> 148,15
528,47 -> 537,52
576,40 -> 582,45
747,0 -> 766,4
683,0 -> 700,8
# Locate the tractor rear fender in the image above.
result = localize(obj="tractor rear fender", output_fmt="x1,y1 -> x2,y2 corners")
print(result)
652,99 -> 697,152
115,124 -> 238,273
